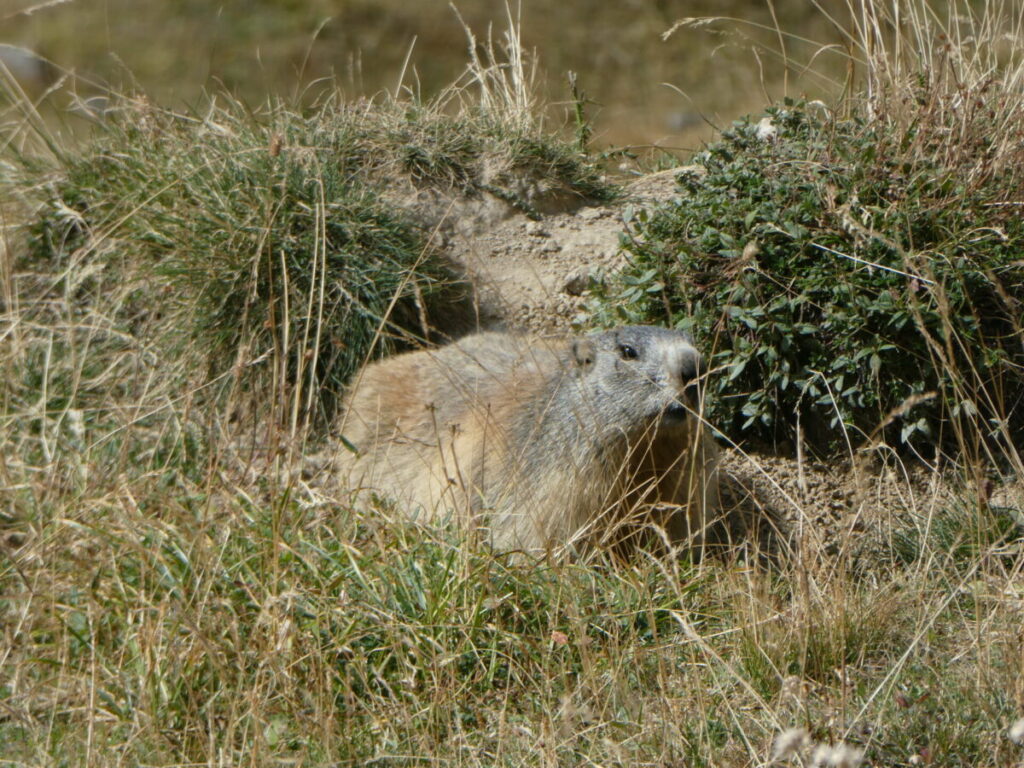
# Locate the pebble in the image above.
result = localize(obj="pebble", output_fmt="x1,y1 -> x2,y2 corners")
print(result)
563,268 -> 594,296
577,207 -> 607,221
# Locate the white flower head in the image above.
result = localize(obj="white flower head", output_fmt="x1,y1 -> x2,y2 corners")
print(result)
1009,717 -> 1024,746
831,744 -> 864,768
812,743 -> 864,768
772,728 -> 810,761
811,744 -> 833,767
756,116 -> 778,141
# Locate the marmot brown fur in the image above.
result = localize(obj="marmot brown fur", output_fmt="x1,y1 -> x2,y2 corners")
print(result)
335,325 -> 720,557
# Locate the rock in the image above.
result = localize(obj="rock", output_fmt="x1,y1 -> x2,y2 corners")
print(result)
562,268 -> 593,296
0,44 -> 53,94
577,207 -> 607,222
525,221 -> 548,237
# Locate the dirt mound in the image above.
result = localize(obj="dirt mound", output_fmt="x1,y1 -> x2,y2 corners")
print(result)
450,171 -> 690,333
392,169 -> 686,334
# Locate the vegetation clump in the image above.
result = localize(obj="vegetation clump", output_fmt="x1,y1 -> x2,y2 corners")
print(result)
9,95 -> 611,427
592,99 -> 1024,456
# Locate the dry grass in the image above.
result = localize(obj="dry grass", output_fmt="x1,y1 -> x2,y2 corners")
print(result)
2,2 -> 1024,766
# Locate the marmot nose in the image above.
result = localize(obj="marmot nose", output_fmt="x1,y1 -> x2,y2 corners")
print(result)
679,348 -> 706,387
663,401 -> 688,423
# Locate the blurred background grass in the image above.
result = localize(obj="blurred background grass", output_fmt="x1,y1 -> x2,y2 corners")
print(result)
2,0 -> 846,151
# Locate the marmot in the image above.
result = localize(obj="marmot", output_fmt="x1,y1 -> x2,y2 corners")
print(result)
335,325 -> 720,558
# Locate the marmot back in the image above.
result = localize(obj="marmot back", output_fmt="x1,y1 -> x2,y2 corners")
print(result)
335,326 -> 720,557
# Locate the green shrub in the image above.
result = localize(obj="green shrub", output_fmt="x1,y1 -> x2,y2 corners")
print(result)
591,100 -> 1024,455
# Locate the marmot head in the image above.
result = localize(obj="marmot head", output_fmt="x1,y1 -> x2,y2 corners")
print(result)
570,326 -> 708,437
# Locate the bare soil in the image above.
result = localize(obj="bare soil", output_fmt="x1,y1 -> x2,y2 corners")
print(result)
439,169 -> 684,334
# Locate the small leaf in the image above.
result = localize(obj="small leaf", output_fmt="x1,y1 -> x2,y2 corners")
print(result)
728,359 -> 747,382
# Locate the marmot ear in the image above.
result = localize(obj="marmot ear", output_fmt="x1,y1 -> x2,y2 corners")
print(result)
571,338 -> 595,370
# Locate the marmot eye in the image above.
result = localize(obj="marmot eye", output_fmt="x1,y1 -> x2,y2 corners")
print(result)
619,344 -> 638,360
